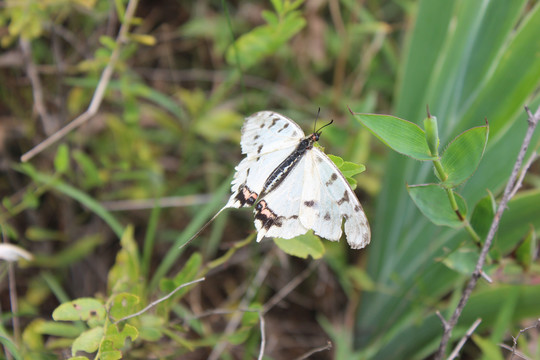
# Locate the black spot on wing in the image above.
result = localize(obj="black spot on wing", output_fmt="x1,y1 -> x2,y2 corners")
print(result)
324,212 -> 331,221
325,173 -> 338,186
254,135 -> 260,140
269,117 -> 279,128
354,205 -> 361,212
337,190 -> 350,205
304,200 -> 315,207
277,123 -> 289,133
257,144 -> 263,154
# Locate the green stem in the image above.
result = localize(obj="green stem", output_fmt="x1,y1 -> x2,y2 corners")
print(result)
433,159 -> 447,182
445,188 -> 481,244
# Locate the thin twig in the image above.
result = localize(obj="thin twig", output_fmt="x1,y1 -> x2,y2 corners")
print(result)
20,39 -> 56,136
447,318 -> 482,360
208,256 -> 273,360
500,343 -> 531,360
263,260 -> 318,313
113,277 -> 205,323
508,319 -> 540,360
508,150 -> 538,199
258,312 -> 266,360
434,106 -> 540,359
293,341 -> 333,360
2,228 -> 19,355
20,0 -> 140,162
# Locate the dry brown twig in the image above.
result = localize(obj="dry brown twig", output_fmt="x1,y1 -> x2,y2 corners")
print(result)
507,319 -> 540,360
434,105 -> 540,359
20,0 -> 140,163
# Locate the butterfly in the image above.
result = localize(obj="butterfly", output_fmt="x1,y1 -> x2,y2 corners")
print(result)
215,111 -> 371,249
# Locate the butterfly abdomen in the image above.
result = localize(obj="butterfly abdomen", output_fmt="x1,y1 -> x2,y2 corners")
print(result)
261,136 -> 316,196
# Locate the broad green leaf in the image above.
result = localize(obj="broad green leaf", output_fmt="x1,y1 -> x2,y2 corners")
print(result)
327,154 -> 344,167
274,232 -> 325,259
109,293 -> 140,319
72,327 -> 103,356
52,298 -> 106,323
226,11 -> 306,69
440,124 -> 489,187
351,113 -> 435,160
103,323 -> 138,349
407,184 -> 467,227
441,245 -> 478,274
98,339 -> 121,360
54,144 -> 70,174
470,192 -> 495,240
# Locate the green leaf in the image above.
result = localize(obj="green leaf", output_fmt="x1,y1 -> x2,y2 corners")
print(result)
515,227 -> 536,270
470,192 -> 496,240
159,252 -> 202,301
274,232 -> 325,259
52,298 -> 106,323
54,144 -> 70,174
103,323 -> 138,350
471,335 -> 504,360
109,293 -> 140,320
407,184 -> 467,227
72,327 -> 103,356
440,124 -> 489,187
0,334 -> 23,360
441,245 -> 478,274
226,11 -> 306,69
108,225 -> 141,294
351,113 -> 435,160
72,150 -> 102,189
327,154 -> 365,190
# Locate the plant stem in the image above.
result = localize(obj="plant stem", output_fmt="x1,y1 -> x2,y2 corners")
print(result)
434,105 -> 540,359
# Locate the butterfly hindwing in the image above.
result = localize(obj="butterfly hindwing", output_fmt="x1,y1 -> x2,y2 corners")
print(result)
308,148 -> 370,249
253,155 -> 309,242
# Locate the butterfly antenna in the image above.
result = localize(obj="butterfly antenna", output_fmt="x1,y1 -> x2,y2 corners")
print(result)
316,119 -> 334,134
313,107 -> 321,134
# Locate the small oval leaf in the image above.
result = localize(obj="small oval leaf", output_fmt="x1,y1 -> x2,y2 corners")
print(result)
351,113 -> 435,160
274,232 -> 325,259
407,184 -> 467,227
52,298 -> 106,322
440,124 -> 489,187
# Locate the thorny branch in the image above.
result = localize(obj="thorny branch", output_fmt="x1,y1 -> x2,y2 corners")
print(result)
20,0 -> 140,162
434,105 -> 540,359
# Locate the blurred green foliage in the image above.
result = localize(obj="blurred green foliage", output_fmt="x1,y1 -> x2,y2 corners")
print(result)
0,0 -> 539,359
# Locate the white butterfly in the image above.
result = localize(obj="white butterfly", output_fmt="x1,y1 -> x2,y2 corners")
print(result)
219,111 -> 370,250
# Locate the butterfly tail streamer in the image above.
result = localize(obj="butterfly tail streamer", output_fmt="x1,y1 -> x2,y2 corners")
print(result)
179,206 -> 229,250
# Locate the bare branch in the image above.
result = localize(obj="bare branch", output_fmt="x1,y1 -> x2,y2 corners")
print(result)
434,105 -> 540,359
20,39 -> 56,136
113,277 -> 205,324
508,319 -> 540,360
293,341 -> 333,360
208,256 -> 273,360
20,0 -> 140,162
447,318 -> 482,360
258,312 -> 266,360
500,343 -> 531,360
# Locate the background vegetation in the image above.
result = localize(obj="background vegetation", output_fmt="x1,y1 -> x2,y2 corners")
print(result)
1,0 -> 539,359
